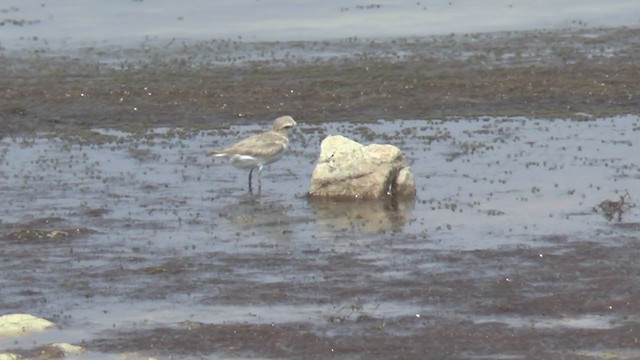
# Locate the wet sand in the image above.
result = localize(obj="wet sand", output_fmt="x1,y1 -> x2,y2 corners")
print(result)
1,27 -> 640,359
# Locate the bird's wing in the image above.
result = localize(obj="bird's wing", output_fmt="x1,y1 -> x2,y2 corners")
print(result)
215,132 -> 289,157
226,140 -> 287,158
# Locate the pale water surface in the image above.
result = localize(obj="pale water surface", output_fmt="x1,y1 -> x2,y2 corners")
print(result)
1,0 -> 639,49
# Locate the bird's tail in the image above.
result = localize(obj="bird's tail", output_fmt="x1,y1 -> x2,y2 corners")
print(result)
207,151 -> 225,157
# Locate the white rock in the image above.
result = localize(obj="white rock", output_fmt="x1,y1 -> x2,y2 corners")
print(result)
0,353 -> 20,360
0,313 -> 55,338
50,342 -> 85,355
309,135 -> 416,199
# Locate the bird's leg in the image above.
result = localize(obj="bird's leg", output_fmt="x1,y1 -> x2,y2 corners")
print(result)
248,168 -> 253,192
257,165 -> 264,191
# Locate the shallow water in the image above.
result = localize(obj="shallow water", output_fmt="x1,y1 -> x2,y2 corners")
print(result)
2,0 -> 640,50
1,116 -> 640,357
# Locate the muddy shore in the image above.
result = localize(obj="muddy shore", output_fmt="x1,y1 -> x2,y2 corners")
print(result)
2,26 -> 640,360
2,26 -> 639,137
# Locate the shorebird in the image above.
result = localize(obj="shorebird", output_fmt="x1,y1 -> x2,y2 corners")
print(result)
208,116 -> 297,191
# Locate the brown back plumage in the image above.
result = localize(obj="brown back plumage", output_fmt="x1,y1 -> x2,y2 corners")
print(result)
208,116 -> 296,158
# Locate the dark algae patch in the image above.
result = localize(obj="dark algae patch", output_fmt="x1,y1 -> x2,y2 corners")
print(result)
1,27 -> 639,138
5,228 -> 95,242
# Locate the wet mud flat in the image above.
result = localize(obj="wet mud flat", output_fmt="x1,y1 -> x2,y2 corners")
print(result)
2,116 -> 640,359
1,26 -> 640,137
1,26 -> 640,358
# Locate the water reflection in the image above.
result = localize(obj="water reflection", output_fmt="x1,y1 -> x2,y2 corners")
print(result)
309,196 -> 415,233
218,192 -> 295,240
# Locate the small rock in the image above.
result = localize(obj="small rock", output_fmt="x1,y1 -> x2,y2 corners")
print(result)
572,112 -> 594,121
395,167 -> 416,198
49,343 -> 85,356
32,344 -> 65,359
0,353 -> 20,360
0,313 -> 55,338
309,135 -> 416,199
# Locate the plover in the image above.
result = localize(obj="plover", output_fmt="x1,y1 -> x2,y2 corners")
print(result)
208,116 -> 297,190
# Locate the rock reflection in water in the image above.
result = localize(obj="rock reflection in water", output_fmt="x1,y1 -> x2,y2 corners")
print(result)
309,197 -> 415,233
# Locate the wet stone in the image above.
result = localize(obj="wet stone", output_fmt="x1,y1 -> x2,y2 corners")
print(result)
309,135 -> 416,199
0,314 -> 54,338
